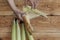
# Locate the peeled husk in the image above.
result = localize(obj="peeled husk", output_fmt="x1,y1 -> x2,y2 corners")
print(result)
23,6 -> 48,19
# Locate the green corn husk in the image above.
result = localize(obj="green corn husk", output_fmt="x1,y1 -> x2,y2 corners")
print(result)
16,20 -> 21,40
12,19 -> 21,40
21,23 -> 26,40
26,29 -> 34,40
21,23 -> 34,40
12,20 -> 17,40
23,6 -> 48,19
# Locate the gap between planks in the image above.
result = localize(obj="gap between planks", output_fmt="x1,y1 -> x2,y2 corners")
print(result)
0,11 -> 60,16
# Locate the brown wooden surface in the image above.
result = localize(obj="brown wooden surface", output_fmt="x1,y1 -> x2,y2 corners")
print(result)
0,0 -> 60,40
0,11 -> 13,15
0,0 -> 60,15
0,0 -> 24,11
31,16 -> 60,32
0,15 -> 60,40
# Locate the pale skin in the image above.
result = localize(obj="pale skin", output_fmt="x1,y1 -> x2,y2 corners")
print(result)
7,0 -> 35,33
29,0 -> 39,8
7,0 -> 36,21
7,0 -> 24,21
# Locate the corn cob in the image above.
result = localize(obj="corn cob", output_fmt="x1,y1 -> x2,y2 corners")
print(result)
16,20 -> 21,40
12,20 -> 17,40
21,23 -> 26,40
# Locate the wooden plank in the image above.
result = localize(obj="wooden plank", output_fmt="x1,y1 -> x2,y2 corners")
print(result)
31,16 -> 60,33
0,6 -> 22,11
0,0 -> 60,15
33,33 -> 60,37
0,0 -> 24,6
0,15 -> 14,30
0,32 -> 11,38
33,33 -> 60,40
52,8 -> 60,15
31,16 -> 51,32
0,32 -> 60,40
0,6 -> 12,11
0,0 -> 24,4
1,32 -> 60,40
36,0 -> 60,15
0,11 -> 14,15
51,16 -> 60,27
0,0 -> 24,11
0,27 -> 11,32
2,37 -> 11,40
0,32 -> 11,40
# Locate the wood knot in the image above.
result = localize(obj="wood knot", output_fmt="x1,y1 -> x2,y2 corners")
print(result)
50,14 -> 54,16
37,39 -> 40,40
0,38 -> 2,40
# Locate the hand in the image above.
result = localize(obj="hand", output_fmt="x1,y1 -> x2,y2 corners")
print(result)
14,9 -> 25,21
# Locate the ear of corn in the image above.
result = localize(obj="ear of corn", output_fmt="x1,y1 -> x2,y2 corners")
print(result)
21,23 -> 26,40
12,19 -> 21,40
12,19 -> 34,40
16,20 -> 21,40
12,20 -> 17,40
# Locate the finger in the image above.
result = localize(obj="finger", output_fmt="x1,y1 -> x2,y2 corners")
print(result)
14,10 -> 24,21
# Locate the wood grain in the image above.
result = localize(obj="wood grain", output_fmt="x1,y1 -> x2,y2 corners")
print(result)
0,15 -> 14,32
31,16 -> 60,33
0,11 -> 13,15
0,0 -> 60,40
0,0 -> 60,15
